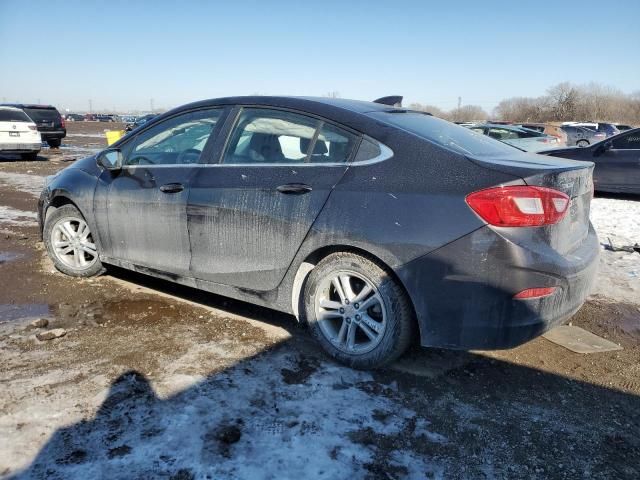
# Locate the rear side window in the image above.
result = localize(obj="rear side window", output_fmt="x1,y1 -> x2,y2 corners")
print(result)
222,108 -> 356,164
23,108 -> 60,123
369,111 -> 517,156
354,137 -> 381,162
0,109 -> 32,122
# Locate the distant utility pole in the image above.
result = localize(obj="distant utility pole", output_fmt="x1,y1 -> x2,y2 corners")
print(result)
150,98 -> 154,113
37,98 -> 41,104
89,99 -> 93,113
458,96 -> 462,109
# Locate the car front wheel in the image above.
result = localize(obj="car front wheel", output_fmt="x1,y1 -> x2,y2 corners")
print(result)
577,140 -> 589,148
44,204 -> 104,277
303,252 -> 415,369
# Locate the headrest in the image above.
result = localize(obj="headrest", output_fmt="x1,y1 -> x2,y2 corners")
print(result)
300,137 -> 328,155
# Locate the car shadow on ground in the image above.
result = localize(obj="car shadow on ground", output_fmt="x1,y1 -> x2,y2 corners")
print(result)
6,268 -> 640,479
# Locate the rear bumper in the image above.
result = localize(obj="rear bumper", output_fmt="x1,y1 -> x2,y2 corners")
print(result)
40,130 -> 66,141
396,224 -> 599,350
0,142 -> 41,152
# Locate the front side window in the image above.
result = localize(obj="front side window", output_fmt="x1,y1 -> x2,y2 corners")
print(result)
612,131 -> 640,149
126,109 -> 222,166
222,108 -> 356,164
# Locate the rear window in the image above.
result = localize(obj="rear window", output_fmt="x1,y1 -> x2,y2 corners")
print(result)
0,109 -> 32,122
368,111 -> 517,156
23,108 -> 60,123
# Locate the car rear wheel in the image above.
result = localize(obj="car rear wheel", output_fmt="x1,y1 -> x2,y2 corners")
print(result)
44,204 -> 104,277
577,140 -> 589,148
47,139 -> 62,148
303,252 -> 414,369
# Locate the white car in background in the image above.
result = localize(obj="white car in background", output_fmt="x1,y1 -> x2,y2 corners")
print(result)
0,106 -> 42,160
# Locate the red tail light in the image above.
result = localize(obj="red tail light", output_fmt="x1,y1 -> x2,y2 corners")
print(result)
466,186 -> 570,227
60,116 -> 66,128
514,287 -> 557,299
28,125 -> 37,130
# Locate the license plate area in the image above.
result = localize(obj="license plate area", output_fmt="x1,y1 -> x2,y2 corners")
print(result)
9,132 -> 20,137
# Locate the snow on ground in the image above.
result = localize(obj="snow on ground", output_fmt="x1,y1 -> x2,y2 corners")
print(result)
2,347 -> 436,478
66,133 -> 108,138
0,206 -> 37,227
589,197 -> 640,304
0,172 -> 45,198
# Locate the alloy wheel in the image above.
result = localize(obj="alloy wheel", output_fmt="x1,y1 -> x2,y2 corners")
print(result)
51,217 -> 98,270
314,271 -> 387,354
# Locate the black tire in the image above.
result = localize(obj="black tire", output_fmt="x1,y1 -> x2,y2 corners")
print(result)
22,152 -> 39,161
44,204 -> 104,277
47,139 -> 62,148
577,140 -> 589,148
303,252 -> 415,369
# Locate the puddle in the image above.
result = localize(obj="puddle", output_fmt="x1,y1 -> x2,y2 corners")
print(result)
618,304 -> 640,340
0,304 -> 50,322
0,251 -> 24,264
0,304 -> 51,336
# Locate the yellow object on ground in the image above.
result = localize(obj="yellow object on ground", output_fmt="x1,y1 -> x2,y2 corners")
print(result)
105,130 -> 126,145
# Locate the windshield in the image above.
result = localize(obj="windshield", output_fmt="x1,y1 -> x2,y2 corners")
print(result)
0,109 -> 32,122
368,111 -> 519,156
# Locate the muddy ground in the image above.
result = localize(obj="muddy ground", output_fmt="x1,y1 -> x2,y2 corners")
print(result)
0,122 -> 639,479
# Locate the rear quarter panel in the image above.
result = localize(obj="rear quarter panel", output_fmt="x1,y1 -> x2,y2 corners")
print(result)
294,130 -> 524,269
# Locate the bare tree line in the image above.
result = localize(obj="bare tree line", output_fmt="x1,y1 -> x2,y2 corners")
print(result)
409,82 -> 640,125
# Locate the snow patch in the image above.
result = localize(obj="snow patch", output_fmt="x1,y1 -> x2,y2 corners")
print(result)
0,171 -> 45,197
0,205 -> 37,226
589,197 -> 640,304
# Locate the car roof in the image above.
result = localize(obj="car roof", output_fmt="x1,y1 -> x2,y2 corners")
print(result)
1,103 -> 57,110
175,96 -> 395,115
146,96 -> 406,137
0,106 -> 24,112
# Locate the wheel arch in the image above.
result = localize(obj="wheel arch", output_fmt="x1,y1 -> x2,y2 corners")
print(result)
46,194 -> 81,216
289,244 -> 419,334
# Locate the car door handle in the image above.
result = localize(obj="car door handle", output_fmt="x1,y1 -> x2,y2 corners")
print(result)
276,183 -> 312,195
159,183 -> 184,193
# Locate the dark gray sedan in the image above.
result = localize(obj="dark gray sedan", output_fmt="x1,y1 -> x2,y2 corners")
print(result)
38,96 -> 599,368
541,128 -> 640,194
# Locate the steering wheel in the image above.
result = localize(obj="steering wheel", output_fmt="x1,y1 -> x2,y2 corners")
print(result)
176,148 -> 202,164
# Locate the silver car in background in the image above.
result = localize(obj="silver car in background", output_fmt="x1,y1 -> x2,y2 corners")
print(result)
468,124 -> 562,152
561,125 -> 607,147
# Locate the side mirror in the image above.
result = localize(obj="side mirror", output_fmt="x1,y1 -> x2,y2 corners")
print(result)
97,148 -> 123,171
593,140 -> 612,157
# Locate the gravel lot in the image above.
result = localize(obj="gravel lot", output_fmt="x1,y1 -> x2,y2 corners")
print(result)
1,122 -> 639,479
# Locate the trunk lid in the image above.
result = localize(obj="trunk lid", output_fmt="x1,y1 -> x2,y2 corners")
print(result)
467,152 -> 594,255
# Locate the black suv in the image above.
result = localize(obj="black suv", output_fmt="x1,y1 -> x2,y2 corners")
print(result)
1,104 -> 66,147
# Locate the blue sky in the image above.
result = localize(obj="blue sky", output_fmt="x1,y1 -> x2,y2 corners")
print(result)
1,0 -> 638,113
